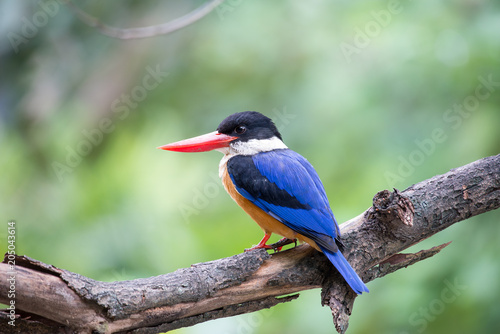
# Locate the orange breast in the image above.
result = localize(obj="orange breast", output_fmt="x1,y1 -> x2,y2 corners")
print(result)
221,165 -> 321,251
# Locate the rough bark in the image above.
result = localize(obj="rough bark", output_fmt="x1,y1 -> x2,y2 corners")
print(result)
1,154 -> 499,334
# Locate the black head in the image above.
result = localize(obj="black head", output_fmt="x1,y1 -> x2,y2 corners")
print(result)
217,111 -> 282,142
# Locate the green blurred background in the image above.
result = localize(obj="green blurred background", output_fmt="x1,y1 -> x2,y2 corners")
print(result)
1,1 -> 499,333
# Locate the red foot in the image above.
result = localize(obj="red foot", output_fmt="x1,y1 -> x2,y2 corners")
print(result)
244,234 -> 272,252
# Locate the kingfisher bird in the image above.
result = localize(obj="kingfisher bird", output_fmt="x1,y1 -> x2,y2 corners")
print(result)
158,111 -> 369,294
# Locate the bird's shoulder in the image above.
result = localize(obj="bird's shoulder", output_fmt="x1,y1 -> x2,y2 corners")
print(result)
227,149 -> 310,209
227,149 -> 327,208
226,148 -> 314,187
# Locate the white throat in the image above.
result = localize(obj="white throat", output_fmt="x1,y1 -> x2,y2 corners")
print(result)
217,136 -> 287,177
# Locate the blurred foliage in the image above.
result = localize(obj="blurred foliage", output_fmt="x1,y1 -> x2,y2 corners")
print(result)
1,0 -> 500,333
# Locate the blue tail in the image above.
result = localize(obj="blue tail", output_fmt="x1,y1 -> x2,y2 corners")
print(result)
321,247 -> 369,294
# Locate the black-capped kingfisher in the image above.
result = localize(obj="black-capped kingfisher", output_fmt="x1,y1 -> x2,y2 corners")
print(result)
158,111 -> 369,294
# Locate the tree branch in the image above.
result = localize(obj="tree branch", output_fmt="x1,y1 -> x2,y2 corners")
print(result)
1,154 -> 499,333
66,0 -> 226,39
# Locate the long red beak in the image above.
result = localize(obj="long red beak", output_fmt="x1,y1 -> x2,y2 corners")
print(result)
157,131 -> 237,152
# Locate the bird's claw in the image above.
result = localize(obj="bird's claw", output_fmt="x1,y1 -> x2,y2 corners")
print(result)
269,238 -> 297,252
245,236 -> 298,253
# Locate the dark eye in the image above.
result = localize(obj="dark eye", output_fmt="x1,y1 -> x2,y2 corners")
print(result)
235,125 -> 247,134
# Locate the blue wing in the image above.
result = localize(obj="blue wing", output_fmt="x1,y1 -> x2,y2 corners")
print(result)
227,149 -> 369,294
227,149 -> 340,252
